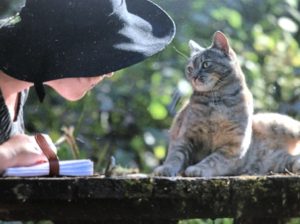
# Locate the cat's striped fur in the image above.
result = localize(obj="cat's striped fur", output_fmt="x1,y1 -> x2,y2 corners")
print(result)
154,31 -> 300,177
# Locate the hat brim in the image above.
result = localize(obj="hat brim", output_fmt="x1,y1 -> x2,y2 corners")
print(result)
0,0 -> 175,83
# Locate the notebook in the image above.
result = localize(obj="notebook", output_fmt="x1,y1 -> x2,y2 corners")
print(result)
4,159 -> 94,177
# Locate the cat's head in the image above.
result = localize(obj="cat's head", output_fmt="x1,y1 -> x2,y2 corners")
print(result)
186,31 -> 239,92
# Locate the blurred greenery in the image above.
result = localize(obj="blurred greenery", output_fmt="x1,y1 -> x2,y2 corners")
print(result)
20,0 -> 300,223
179,218 -> 233,224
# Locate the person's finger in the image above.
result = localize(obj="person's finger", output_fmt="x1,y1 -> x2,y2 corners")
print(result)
13,147 -> 48,167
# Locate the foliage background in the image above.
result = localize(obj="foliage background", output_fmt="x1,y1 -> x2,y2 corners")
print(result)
25,0 -> 300,175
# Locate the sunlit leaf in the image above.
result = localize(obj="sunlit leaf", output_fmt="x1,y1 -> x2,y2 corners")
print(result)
254,34 -> 276,51
154,145 -> 166,160
227,11 -> 242,28
292,54 -> 300,66
148,101 -> 168,120
211,8 -> 242,29
151,72 -> 162,85
278,17 -> 298,33
144,132 -> 156,145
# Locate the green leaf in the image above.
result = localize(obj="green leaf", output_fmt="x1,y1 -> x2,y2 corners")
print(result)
227,10 -> 242,28
154,145 -> 166,160
211,8 -> 242,29
148,101 -> 168,120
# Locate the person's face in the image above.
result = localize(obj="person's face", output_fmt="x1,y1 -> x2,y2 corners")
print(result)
45,73 -> 113,101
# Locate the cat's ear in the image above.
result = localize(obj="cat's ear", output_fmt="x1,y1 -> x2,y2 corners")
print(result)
189,40 -> 205,56
212,31 -> 230,55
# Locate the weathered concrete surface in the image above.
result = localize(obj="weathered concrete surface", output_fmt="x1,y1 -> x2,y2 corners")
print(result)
0,175 -> 299,222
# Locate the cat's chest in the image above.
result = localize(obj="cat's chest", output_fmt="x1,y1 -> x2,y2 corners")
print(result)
189,103 -> 232,125
183,103 -> 241,140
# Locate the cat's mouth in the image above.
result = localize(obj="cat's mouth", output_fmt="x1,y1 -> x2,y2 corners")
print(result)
192,77 -> 205,86
190,75 -> 218,92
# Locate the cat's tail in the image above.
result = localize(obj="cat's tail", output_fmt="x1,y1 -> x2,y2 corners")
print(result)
252,113 -> 300,156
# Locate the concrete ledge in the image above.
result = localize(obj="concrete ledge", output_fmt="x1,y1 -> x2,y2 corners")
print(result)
0,175 -> 299,223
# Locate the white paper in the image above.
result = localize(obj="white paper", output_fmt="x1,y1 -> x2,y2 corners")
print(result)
4,159 -> 94,177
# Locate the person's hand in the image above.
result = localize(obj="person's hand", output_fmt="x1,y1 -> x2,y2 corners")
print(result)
0,134 -> 57,172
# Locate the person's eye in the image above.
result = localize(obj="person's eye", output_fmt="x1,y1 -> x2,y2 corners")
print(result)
202,61 -> 209,69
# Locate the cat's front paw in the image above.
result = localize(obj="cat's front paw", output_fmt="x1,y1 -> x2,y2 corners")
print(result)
153,165 -> 180,177
291,158 -> 300,174
185,166 -> 204,177
185,165 -> 214,177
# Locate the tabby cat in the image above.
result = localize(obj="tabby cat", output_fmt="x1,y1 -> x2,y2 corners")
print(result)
154,31 -> 300,177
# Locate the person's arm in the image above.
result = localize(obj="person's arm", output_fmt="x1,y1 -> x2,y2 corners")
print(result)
0,134 -> 55,172
0,146 -> 11,171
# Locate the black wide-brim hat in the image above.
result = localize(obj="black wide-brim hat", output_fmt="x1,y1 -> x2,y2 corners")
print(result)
0,0 -> 175,101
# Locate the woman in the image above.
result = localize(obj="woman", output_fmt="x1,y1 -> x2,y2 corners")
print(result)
0,0 -> 175,172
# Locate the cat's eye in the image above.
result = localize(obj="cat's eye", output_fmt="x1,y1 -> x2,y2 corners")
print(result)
202,61 -> 209,69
